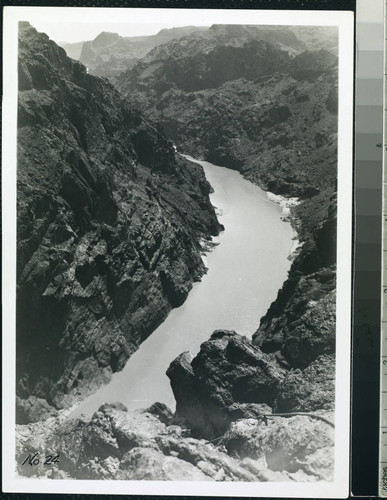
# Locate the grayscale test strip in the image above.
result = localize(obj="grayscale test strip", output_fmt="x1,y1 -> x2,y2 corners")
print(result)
378,0 -> 387,496
353,0 -> 384,497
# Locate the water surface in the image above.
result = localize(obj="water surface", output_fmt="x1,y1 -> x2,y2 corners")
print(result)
70,156 -> 294,418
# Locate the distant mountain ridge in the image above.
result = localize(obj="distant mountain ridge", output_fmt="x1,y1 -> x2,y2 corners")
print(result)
139,24 -> 306,64
60,24 -> 337,79
289,26 -> 338,54
114,24 -> 337,96
71,26 -> 209,77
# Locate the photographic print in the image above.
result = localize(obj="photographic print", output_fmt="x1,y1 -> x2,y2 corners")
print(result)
2,6 -> 353,497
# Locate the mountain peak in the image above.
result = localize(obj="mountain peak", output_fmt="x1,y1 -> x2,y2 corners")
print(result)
93,31 -> 121,44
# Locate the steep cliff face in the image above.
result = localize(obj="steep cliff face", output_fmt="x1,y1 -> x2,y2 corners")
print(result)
16,22 -> 221,420
253,195 -> 337,370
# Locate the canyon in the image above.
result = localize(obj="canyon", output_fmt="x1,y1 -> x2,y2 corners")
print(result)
16,21 -> 338,482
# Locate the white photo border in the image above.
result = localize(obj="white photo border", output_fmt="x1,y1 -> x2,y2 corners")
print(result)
2,6 -> 354,497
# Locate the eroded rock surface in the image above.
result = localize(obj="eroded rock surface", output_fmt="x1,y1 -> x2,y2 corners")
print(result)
16,402 -> 331,481
222,414 -> 334,481
17,22 -> 221,417
275,354 -> 335,413
167,330 -> 285,440
167,331 -> 334,437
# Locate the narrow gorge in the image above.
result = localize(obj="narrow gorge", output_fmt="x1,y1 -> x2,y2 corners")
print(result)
69,156 -> 294,419
16,21 -> 338,483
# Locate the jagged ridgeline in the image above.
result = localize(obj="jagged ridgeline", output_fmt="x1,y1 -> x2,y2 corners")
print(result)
16,22 -> 222,421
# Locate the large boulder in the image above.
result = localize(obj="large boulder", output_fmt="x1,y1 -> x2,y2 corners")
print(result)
167,330 -> 284,439
79,403 -> 165,462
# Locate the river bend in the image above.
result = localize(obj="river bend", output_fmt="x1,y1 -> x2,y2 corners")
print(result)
70,156 -> 295,417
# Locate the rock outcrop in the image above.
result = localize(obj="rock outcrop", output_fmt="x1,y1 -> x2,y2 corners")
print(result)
16,22 -> 221,418
16,402 -> 333,481
164,330 -> 334,481
275,354 -> 335,413
167,330 -> 285,440
167,331 -> 334,439
222,413 -> 334,481
253,199 -> 337,369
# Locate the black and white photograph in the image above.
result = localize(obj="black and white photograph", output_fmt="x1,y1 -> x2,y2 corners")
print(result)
2,6 -> 353,497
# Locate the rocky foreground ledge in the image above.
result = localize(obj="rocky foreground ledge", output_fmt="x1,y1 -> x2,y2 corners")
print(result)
168,330 -> 334,439
16,331 -> 334,481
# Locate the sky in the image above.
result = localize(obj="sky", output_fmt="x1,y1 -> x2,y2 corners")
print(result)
13,8 -> 214,44
27,21 -> 208,45
8,6 -> 345,45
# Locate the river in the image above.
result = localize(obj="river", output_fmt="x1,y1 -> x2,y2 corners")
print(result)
69,155 -> 295,418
